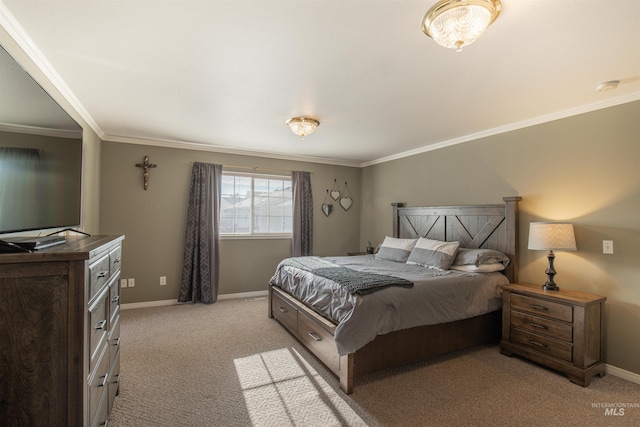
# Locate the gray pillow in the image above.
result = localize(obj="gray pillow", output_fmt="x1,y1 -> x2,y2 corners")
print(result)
453,248 -> 510,267
406,237 -> 460,270
375,237 -> 417,263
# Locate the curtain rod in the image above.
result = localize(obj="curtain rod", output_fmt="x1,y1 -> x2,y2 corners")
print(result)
191,162 -> 314,175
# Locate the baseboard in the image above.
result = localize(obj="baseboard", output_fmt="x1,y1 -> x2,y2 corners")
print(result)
120,290 -> 269,310
606,364 -> 640,385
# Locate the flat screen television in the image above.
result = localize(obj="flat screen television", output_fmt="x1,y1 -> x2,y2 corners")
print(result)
0,130 -> 82,235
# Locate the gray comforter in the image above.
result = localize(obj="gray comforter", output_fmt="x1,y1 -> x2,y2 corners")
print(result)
269,254 -> 507,355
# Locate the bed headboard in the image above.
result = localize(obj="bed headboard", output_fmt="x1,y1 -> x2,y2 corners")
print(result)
392,196 -> 521,283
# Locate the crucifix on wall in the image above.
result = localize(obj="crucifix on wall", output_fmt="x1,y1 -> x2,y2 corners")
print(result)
135,155 -> 157,190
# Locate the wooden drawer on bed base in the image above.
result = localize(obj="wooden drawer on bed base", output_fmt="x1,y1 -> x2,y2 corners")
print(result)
270,286 -> 341,376
298,312 -> 340,374
271,290 -> 298,334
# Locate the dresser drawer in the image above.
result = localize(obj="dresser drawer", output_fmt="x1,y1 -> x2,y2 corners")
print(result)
89,287 -> 109,371
108,349 -> 121,411
89,254 -> 110,300
510,328 -> 573,362
510,293 -> 573,322
109,245 -> 122,276
298,312 -> 339,374
109,272 -> 121,323
510,310 -> 573,342
88,344 -> 109,427
109,315 -> 121,368
271,291 -> 298,333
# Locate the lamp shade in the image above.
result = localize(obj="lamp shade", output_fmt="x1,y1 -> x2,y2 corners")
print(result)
528,222 -> 577,251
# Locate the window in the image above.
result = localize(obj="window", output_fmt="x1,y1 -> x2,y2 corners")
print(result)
220,172 -> 292,236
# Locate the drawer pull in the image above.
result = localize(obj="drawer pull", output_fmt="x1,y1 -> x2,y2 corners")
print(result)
97,271 -> 108,278
97,373 -> 108,388
113,337 -> 121,346
278,306 -> 288,313
529,304 -> 548,311
113,258 -> 121,264
529,340 -> 547,348
95,320 -> 107,330
530,322 -> 548,330
112,295 -> 120,303
112,373 -> 120,384
308,332 -> 322,342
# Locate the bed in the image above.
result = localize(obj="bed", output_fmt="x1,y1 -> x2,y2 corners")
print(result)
268,196 -> 521,394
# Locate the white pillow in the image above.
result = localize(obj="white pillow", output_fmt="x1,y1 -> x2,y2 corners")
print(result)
406,237 -> 460,270
375,236 -> 417,263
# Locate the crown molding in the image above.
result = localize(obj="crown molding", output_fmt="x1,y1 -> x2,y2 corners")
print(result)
360,92 -> 640,168
0,122 -> 82,139
104,134 -> 362,168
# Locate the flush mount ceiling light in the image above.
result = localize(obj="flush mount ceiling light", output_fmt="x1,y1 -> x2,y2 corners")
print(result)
286,117 -> 319,139
421,0 -> 501,52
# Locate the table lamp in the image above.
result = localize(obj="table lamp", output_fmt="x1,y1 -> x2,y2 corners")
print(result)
527,222 -> 577,291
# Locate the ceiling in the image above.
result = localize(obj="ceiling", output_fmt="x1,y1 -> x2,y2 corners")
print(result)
1,0 -> 639,167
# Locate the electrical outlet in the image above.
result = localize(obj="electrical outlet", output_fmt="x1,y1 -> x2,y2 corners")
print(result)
128,278 -> 135,287
160,276 -> 166,286
120,278 -> 127,288
603,240 -> 614,254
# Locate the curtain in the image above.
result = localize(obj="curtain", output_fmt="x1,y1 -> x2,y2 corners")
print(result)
178,162 -> 222,304
291,171 -> 313,257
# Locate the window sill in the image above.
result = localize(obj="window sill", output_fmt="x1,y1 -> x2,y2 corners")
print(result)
220,234 -> 292,241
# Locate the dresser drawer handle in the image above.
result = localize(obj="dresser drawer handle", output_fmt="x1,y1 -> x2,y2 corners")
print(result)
530,322 -> 548,330
529,304 -> 548,311
529,340 -> 547,348
113,258 -> 120,264
308,332 -> 323,342
113,337 -> 121,346
112,295 -> 120,303
112,373 -> 120,384
97,373 -> 108,388
278,306 -> 288,313
95,320 -> 107,330
97,271 -> 108,278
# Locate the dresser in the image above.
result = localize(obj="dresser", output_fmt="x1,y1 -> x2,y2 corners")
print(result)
0,235 -> 124,426
500,282 -> 606,386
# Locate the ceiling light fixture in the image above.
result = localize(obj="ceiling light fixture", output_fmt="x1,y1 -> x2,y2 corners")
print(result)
286,117 -> 319,139
421,0 -> 501,52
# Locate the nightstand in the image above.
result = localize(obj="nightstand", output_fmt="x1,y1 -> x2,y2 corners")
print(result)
500,283 -> 606,386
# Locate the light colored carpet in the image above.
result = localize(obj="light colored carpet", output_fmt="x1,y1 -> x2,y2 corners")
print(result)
108,298 -> 640,426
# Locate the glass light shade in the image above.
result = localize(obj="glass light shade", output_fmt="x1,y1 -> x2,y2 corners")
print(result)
422,0 -> 501,52
528,222 -> 577,251
286,117 -> 319,139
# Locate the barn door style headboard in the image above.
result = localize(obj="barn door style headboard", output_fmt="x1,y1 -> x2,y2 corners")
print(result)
392,197 -> 521,283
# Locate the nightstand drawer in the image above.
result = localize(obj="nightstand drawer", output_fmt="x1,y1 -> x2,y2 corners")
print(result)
510,328 -> 573,362
511,293 -> 573,322
510,310 -> 573,342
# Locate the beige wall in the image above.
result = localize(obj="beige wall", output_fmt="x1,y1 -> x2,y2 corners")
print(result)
360,100 -> 640,376
99,141 -> 361,303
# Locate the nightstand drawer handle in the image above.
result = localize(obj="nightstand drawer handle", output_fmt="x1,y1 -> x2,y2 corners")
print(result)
278,306 -> 288,313
308,332 -> 323,342
529,340 -> 547,348
529,304 -> 548,311
530,322 -> 548,330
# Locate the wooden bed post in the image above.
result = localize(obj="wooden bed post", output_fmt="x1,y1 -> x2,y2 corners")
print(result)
503,196 -> 522,284
391,203 -> 404,238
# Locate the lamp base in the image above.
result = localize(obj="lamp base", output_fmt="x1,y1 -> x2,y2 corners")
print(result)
541,250 -> 560,291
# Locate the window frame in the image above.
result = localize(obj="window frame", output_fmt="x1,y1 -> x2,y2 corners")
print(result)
219,171 -> 293,239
